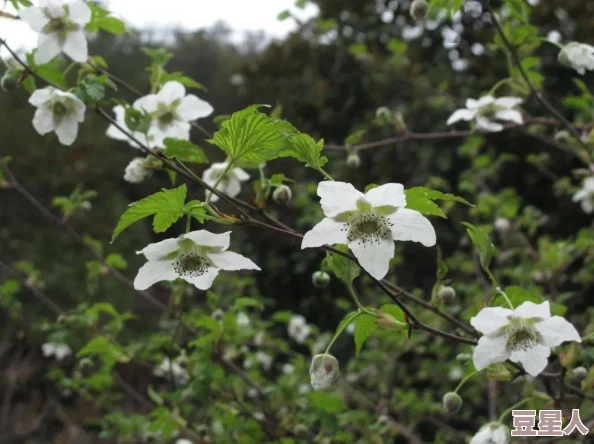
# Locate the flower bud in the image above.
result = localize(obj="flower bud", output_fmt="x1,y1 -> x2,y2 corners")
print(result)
211,308 -> 224,321
442,392 -> 463,413
312,271 -> 330,288
572,366 -> 588,381
376,310 -> 407,330
437,286 -> 456,303
273,185 -> 292,205
310,353 -> 339,390
1,70 -> 20,92
346,152 -> 361,168
410,0 -> 428,21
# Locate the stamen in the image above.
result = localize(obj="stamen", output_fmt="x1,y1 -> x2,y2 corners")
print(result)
505,317 -> 541,352
344,210 -> 392,245
158,111 -> 175,126
173,249 -> 211,278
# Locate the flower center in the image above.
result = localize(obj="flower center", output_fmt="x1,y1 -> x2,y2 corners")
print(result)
173,250 -> 211,278
505,317 -> 541,352
477,104 -> 499,119
158,111 -> 175,126
345,210 -> 392,244
53,101 -> 68,117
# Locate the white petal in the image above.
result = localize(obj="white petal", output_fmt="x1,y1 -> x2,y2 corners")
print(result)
54,116 -> 79,146
177,95 -> 214,121
535,316 -> 581,347
32,108 -> 55,135
465,98 -> 480,109
447,108 -> 475,125
513,300 -> 550,321
472,335 -> 510,370
134,260 -> 178,290
62,30 -> 88,62
573,189 -> 588,202
477,96 -> 495,107
476,117 -> 503,132
71,95 -> 86,122
469,427 -> 492,444
470,307 -> 512,335
223,177 -> 241,198
137,238 -> 181,261
495,96 -> 523,108
155,121 -> 190,141
349,236 -> 394,280
68,1 -> 91,25
202,162 -> 226,185
386,208 -> 436,247
35,34 -> 62,65
582,199 -> 594,214
318,181 -> 363,218
363,183 -> 406,210
158,81 -> 186,104
495,109 -> 523,124
183,230 -> 231,250
510,344 -> 550,377
29,87 -> 55,107
208,251 -> 261,271
231,167 -> 250,182
134,95 -> 159,113
301,217 -> 348,249
20,7 -> 48,32
184,267 -> 219,290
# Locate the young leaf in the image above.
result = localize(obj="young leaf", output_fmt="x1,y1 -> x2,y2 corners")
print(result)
163,138 -> 208,164
281,133 -> 328,170
111,185 -> 187,242
308,392 -> 347,414
324,245 -> 360,284
463,222 -> 497,284
354,312 -> 377,355
405,187 -> 471,218
378,304 -> 406,323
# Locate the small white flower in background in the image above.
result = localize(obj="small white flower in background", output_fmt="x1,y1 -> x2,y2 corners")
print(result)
134,230 -> 260,290
29,86 -> 85,146
558,42 -> 594,75
123,157 -> 151,184
471,300 -> 581,376
298,383 -> 310,394
288,315 -> 311,343
106,105 -> 153,149
442,27 -> 460,49
346,323 -> 355,334
547,30 -> 562,45
154,357 -> 190,386
175,440 -> 193,444
470,422 -> 510,444
41,342 -> 71,360
494,217 -> 511,232
253,412 -> 265,421
448,366 -> 464,381
202,162 -> 250,202
310,353 -> 339,391
572,177 -> 594,213
282,363 -> 295,374
20,0 -> 91,65
134,81 -> 213,148
447,96 -> 523,132
255,351 -> 273,371
302,181 -> 436,280
236,311 -> 250,327
211,421 -> 224,435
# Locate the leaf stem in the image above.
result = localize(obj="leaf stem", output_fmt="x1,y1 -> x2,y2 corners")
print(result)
347,283 -> 375,316
325,312 -> 362,354
318,168 -> 335,181
496,287 -> 515,310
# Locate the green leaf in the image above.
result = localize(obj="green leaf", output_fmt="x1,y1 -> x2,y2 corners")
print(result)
111,185 -> 187,242
463,222 -> 497,285
354,312 -> 377,355
335,311 -> 359,335
35,64 -> 67,89
77,336 -> 129,368
405,187 -> 471,218
161,72 -> 204,90
87,3 -> 126,34
208,105 -> 296,163
324,245 -> 360,284
163,138 -> 208,164
281,133 -> 328,170
183,200 -> 207,223
308,392 -> 346,413
105,253 -> 127,270
378,304 -> 405,323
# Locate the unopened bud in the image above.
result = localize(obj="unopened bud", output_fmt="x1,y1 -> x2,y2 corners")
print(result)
346,152 -> 361,168
560,343 -> 580,369
376,310 -> 406,330
310,353 -> 339,390
312,271 -> 330,288
273,185 -> 292,205
572,366 -> 588,381
410,0 -> 428,21
1,71 -> 20,92
211,308 -> 224,321
99,266 -> 110,277
437,286 -> 456,303
442,392 -> 463,413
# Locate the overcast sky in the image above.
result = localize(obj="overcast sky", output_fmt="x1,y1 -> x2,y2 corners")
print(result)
0,0 -> 317,56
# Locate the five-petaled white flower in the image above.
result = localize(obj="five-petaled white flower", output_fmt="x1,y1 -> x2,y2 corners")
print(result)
288,315 -> 311,343
572,177 -> 594,214
470,422 -> 510,444
134,81 -> 213,148
447,96 -> 523,132
301,181 -> 436,280
154,357 -> 190,386
20,0 -> 91,65
41,342 -> 72,360
134,230 -> 260,290
29,86 -> 85,146
471,300 -> 581,376
124,157 -> 151,184
558,42 -> 594,75
202,162 -> 250,202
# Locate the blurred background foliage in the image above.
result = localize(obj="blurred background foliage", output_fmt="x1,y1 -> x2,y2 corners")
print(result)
1,0 -> 594,442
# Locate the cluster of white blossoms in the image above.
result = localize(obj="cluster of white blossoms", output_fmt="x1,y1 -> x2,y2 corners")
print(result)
447,96 -> 523,132
558,42 -> 594,75
288,315 -> 311,343
572,176 -> 594,213
202,161 -> 250,202
153,357 -> 190,386
41,342 -> 72,360
302,181 -> 436,280
471,301 -> 581,376
20,0 -> 91,65
123,157 -> 152,184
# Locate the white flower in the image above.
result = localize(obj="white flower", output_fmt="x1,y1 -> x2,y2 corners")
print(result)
471,301 -> 581,376
494,217 -> 511,232
310,353 -> 339,390
29,86 -> 85,146
255,351 -> 273,371
288,315 -> 311,343
175,440 -> 193,444
302,181 -> 436,280
154,357 -> 190,386
123,157 -> 151,184
106,105 -> 154,149
133,230 -> 260,290
236,311 -> 250,327
558,42 -> 594,75
41,342 -> 71,360
202,162 -> 250,202
282,363 -> 295,374
134,81 -> 213,148
253,412 -> 265,421
447,96 -> 523,132
572,177 -> 594,213
20,0 -> 91,65
470,422 -> 510,444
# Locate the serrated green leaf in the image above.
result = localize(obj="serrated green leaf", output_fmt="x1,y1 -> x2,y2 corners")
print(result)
183,200 -> 207,223
378,304 -> 406,323
324,245 -> 360,284
354,312 -> 377,355
208,105 -> 296,162
161,72 -> 204,90
111,185 -> 187,242
281,133 -> 328,170
406,186 -> 472,206
163,138 -> 208,164
87,3 -> 126,35
405,196 -> 446,218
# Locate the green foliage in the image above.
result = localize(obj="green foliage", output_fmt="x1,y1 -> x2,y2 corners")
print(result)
405,186 -> 471,218
324,245 -> 360,284
163,138 -> 208,164
281,133 -> 329,172
308,391 -> 346,413
354,312 -> 377,355
87,3 -> 127,35
463,222 -> 497,285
